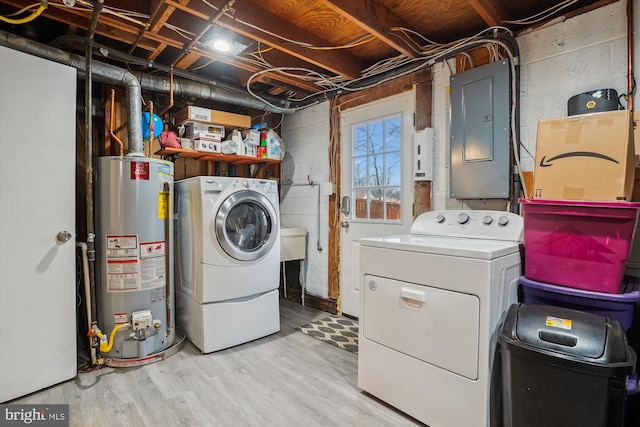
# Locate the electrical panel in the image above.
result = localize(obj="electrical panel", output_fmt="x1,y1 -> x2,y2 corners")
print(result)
449,60 -> 510,199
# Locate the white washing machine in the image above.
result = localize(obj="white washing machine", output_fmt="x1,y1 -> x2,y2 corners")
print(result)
358,210 -> 523,427
175,176 -> 280,353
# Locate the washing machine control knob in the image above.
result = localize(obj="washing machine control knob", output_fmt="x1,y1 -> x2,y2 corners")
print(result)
483,215 -> 493,225
435,214 -> 445,224
242,179 -> 249,188
498,216 -> 510,227
457,212 -> 470,224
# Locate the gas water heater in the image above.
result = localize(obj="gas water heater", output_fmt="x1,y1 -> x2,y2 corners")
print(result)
95,156 -> 175,362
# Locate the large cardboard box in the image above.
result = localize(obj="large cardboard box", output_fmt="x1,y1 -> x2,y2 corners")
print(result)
634,112 -> 640,166
533,110 -> 635,201
175,106 -> 251,129
632,167 -> 640,201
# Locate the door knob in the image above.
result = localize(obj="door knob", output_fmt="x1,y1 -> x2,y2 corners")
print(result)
56,231 -> 72,243
341,221 -> 349,229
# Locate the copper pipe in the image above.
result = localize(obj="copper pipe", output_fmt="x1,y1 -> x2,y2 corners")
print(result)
108,88 -> 125,156
158,67 -> 174,116
163,181 -> 172,334
170,0 -> 235,68
627,0 -> 634,112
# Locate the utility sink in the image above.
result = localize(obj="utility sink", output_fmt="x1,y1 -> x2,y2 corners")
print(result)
280,228 -> 307,261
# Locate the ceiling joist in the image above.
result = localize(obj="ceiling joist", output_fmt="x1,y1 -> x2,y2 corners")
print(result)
465,0 -> 508,27
319,0 -> 418,59
164,0 -> 364,80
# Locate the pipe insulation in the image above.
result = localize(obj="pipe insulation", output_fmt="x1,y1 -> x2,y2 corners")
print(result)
0,29 -> 144,155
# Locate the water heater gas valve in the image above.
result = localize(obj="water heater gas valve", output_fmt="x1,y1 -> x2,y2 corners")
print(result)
131,310 -> 153,330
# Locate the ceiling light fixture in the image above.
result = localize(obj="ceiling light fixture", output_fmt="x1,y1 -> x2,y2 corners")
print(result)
209,38 -> 232,52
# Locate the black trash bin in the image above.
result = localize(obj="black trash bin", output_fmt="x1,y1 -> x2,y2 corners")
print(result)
499,303 -> 636,427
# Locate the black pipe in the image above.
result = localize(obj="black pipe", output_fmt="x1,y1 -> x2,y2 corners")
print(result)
85,0 -> 103,330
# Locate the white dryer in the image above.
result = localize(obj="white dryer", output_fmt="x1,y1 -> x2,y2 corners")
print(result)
358,210 -> 523,427
175,176 -> 280,353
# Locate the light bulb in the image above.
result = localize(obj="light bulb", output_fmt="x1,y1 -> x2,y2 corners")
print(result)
209,39 -> 231,52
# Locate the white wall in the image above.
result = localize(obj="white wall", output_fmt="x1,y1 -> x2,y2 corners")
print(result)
282,0 -> 636,298
280,102 -> 331,298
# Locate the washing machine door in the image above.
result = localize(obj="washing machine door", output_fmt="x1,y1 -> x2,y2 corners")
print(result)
215,190 -> 278,261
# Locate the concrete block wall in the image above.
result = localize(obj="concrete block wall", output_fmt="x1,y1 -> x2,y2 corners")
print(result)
280,102 -> 331,298
432,0 -> 632,209
518,0 -> 630,172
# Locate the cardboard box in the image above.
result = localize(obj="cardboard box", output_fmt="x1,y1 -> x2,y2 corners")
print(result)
195,139 -> 221,153
533,110 -> 635,201
632,167 -> 640,201
192,131 -> 222,142
175,106 -> 251,129
183,121 -> 225,139
634,112 -> 640,166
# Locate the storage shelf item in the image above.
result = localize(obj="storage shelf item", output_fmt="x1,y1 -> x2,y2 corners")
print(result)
518,276 -> 640,331
155,147 -> 281,165
519,198 -> 640,293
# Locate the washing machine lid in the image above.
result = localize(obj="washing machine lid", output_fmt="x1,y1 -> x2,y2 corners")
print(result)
359,234 -> 521,260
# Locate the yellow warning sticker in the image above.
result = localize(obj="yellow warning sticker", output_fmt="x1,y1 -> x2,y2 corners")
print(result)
546,316 -> 572,330
158,191 -> 170,219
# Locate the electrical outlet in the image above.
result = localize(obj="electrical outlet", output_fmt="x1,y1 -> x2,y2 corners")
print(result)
320,182 -> 335,196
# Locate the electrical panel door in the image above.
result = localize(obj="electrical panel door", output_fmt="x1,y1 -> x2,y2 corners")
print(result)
450,60 -> 510,199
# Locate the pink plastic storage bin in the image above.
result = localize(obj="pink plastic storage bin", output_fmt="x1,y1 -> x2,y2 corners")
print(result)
520,198 -> 640,293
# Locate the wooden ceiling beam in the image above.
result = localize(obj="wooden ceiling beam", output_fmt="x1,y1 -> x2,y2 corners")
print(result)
175,50 -> 202,70
149,0 -> 190,33
164,0 -> 364,80
465,0 -> 509,27
2,0 -> 318,92
148,43 -> 168,61
318,0 -> 418,59
180,48 -> 321,93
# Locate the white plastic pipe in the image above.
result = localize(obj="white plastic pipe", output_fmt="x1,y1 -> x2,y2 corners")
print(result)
77,242 -> 96,366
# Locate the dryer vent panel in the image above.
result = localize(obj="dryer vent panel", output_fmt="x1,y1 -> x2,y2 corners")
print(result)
450,60 -> 510,199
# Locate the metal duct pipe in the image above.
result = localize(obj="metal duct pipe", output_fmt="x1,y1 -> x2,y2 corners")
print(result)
0,29 -> 143,155
50,35 -> 292,113
130,71 -> 287,112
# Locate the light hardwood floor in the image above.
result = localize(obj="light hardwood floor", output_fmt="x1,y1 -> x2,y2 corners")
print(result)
10,299 -> 424,427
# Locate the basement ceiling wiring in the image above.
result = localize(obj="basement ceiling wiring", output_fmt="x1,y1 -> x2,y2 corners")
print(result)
502,0 -> 578,25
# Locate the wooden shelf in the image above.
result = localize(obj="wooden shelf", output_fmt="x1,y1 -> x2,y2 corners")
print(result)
155,147 -> 281,165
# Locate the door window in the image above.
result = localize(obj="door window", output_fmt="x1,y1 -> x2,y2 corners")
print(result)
352,114 -> 402,222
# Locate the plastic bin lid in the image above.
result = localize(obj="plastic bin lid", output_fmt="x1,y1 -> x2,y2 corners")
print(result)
515,303 -> 607,358
519,198 -> 640,209
499,304 -> 636,376
519,276 -> 640,302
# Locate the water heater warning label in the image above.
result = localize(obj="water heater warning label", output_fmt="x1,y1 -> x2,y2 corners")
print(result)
140,241 -> 166,290
106,234 -> 141,292
130,161 -> 150,180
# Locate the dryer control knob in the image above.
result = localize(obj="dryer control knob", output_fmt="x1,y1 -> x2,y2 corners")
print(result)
242,179 -> 249,188
457,212 -> 470,224
498,216 -> 510,227
435,214 -> 445,224
482,215 -> 493,225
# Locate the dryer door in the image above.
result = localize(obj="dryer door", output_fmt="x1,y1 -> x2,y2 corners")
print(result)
215,190 -> 278,261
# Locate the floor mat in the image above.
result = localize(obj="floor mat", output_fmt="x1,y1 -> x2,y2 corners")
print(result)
297,316 -> 359,354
